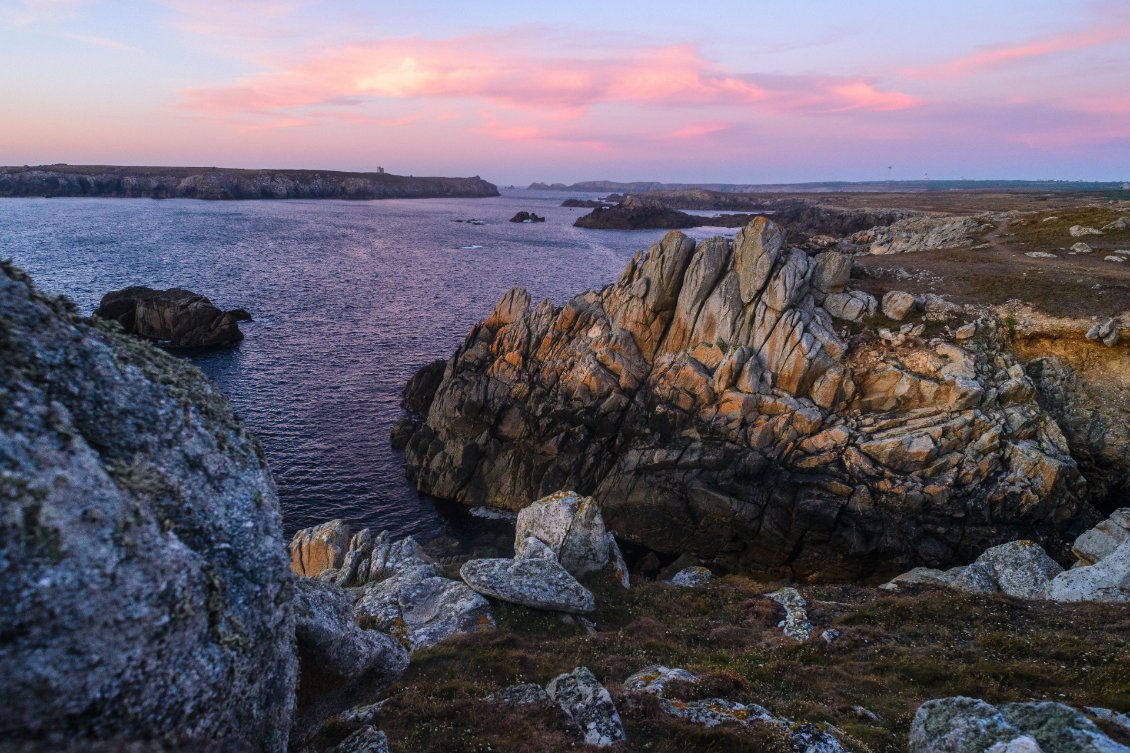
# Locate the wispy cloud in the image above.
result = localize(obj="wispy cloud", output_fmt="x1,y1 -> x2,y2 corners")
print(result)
0,0 -> 89,26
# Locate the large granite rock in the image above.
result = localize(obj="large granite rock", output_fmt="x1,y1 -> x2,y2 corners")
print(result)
909,697 -> 1127,753
402,219 -> 1090,576
290,522 -> 434,588
460,537 -> 596,613
0,263 -> 295,751
868,215 -> 983,255
94,286 -> 251,348
1046,538 -> 1130,603
515,490 -> 629,587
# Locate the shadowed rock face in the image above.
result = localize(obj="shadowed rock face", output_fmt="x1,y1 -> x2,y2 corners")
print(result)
0,264 -> 295,750
95,287 -> 250,348
402,219 -> 1095,578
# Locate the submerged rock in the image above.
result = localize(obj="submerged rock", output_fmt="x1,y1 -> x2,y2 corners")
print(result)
546,667 -> 626,747
460,537 -> 596,613
0,263 -> 295,751
94,286 -> 250,348
403,219 -> 1089,577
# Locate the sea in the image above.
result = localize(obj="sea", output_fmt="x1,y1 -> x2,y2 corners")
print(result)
1,188 -> 740,545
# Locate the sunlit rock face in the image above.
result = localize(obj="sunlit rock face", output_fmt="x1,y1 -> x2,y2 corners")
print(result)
0,263 -> 296,751
403,219 -> 1093,578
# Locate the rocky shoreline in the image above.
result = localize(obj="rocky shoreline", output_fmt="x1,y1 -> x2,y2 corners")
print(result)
0,165 -> 499,200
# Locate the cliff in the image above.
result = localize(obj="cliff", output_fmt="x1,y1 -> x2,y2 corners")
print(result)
0,164 -> 499,200
401,218 -> 1099,578
0,262 -> 296,751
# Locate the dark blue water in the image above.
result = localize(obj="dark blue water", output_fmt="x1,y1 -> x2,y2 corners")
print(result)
0,189 -> 737,541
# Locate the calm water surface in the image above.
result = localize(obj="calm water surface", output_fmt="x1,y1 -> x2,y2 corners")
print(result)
1,189 -> 737,541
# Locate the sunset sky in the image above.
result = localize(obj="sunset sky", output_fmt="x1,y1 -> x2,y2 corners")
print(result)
2,0 -> 1128,184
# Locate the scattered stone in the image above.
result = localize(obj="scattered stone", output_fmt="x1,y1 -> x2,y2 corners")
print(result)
354,565 -> 494,651
660,697 -> 775,728
1025,251 -> 1058,259
1102,217 -> 1130,231
293,579 -> 410,681
667,566 -> 714,587
460,537 -> 596,613
546,667 -> 626,747
94,286 -> 251,348
1071,242 -> 1094,254
911,696 -> 1128,753
334,726 -> 390,753
882,290 -> 917,321
1069,225 -> 1103,237
624,665 -> 698,696
1085,319 -> 1122,348
1105,255 -> 1125,263
515,491 -> 629,587
766,587 -> 815,641
488,683 -> 552,706
821,629 -> 841,645
955,323 -> 977,340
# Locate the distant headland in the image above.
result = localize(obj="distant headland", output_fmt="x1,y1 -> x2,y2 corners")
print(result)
529,178 -> 1129,194
0,164 -> 499,200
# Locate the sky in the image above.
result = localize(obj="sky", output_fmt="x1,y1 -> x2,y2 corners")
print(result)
1,0 -> 1128,184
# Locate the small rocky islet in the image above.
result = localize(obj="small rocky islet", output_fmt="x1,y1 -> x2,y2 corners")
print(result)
1,207 -> 1129,753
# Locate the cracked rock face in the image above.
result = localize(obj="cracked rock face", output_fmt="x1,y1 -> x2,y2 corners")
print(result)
0,263 -> 295,751
403,219 -> 1092,576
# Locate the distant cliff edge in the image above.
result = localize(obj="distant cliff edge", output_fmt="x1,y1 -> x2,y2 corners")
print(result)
0,164 -> 499,200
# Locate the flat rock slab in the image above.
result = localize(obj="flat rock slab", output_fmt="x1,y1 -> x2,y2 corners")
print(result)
667,566 -> 714,587
624,665 -> 698,696
460,537 -> 596,613
767,587 -> 815,641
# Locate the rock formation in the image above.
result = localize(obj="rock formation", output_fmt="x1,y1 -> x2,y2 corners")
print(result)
574,195 -> 704,229
94,286 -> 251,348
510,211 -> 546,223
0,262 -> 295,751
402,219 -> 1094,577
866,215 -> 985,254
0,164 -> 499,200
460,537 -> 597,613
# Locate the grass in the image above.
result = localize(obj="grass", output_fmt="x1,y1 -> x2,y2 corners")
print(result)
319,575 -> 1130,753
1008,208 -> 1130,251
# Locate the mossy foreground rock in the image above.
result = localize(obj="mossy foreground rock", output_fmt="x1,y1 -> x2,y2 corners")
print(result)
0,263 -> 296,751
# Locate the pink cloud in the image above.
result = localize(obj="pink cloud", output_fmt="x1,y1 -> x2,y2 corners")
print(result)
178,30 -> 921,128
910,19 -> 1130,79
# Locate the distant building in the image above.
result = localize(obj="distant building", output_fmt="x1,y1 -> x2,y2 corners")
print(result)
377,166 -> 385,174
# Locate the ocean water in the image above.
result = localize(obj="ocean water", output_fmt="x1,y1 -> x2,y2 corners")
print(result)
1,189 -> 738,542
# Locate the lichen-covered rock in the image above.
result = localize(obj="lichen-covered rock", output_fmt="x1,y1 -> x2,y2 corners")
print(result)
545,667 -> 626,747
658,698 -> 851,751
403,220 -> 1090,577
515,491 -> 629,587
1072,509 -> 1130,565
0,263 -> 295,751
972,541 -> 1064,599
460,537 -> 596,613
624,665 -> 698,696
869,215 -> 983,255
353,565 -> 494,651
910,696 -> 1128,753
488,682 -> 552,706
291,519 -> 352,577
94,286 -> 250,348
292,579 -> 409,680
333,726 -> 390,753
667,566 -> 714,587
1046,539 -> 1130,603
767,587 -> 815,640
291,523 -> 435,587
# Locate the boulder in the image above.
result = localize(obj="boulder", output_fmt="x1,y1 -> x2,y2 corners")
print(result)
811,250 -> 853,294
515,491 -> 629,586
291,519 -> 352,577
869,215 -> 982,255
353,565 -> 495,651
460,537 -> 596,613
334,726 -> 391,753
882,290 -> 918,321
667,566 -> 714,587
1045,539 -> 1130,603
1069,225 -> 1103,237
766,587 -> 815,640
545,667 -> 626,747
1072,509 -> 1130,565
94,286 -> 250,348
292,579 -> 409,680
290,523 -> 435,588
1102,217 -> 1130,231
910,696 -> 1127,753
883,541 -> 1063,599
1071,242 -> 1094,254
824,289 -> 878,321
624,665 -> 698,696
0,263 -> 295,751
